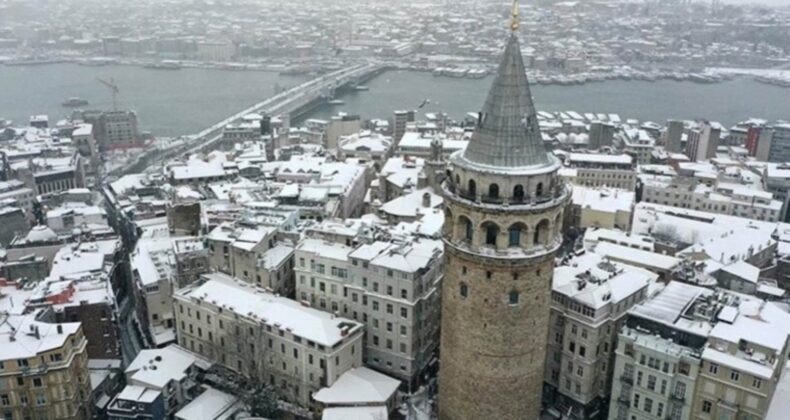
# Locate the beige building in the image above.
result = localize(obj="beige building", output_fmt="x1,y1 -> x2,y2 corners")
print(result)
692,299 -> 790,420
173,273 -> 365,406
294,235 -> 443,385
0,312 -> 91,420
545,252 -> 655,419
607,281 -> 790,420
561,153 -> 636,190
569,186 -> 634,231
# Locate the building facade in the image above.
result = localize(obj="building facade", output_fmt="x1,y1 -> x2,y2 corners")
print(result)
438,27 -> 570,420
173,273 -> 365,406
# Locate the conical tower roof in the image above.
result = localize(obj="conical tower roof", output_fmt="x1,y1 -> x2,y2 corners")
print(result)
460,33 -> 550,169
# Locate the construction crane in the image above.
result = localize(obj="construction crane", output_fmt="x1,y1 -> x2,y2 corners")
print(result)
96,77 -> 120,111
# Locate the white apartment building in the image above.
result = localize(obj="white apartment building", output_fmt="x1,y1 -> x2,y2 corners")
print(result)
641,178 -> 782,222
561,153 -> 636,190
294,235 -> 443,385
545,251 -> 657,419
173,273 -> 364,406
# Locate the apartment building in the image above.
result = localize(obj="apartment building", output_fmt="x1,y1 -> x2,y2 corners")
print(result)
206,222 -> 276,284
692,299 -> 790,420
561,153 -> 636,190
107,345 -> 212,419
641,177 -> 782,222
609,282 -> 712,420
545,252 -> 656,419
0,312 -> 91,420
173,273 -> 364,406
608,281 -> 790,420
294,235 -> 443,386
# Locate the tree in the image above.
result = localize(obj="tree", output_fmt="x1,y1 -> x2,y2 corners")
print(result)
244,381 -> 281,419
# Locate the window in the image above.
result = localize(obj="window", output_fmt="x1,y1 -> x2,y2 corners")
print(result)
468,179 -> 476,197
702,400 -> 712,413
509,291 -> 519,305
569,341 -> 576,352
579,346 -> 586,357
488,183 -> 499,199
730,370 -> 740,381
464,218 -> 473,241
643,398 -> 653,413
633,393 -> 640,408
674,382 -> 686,399
647,375 -> 656,391
401,308 -> 408,318
536,182 -> 544,196
485,223 -> 498,246
753,378 -> 762,389
708,363 -> 719,374
460,283 -> 468,299
508,225 -> 521,247
513,185 -> 525,201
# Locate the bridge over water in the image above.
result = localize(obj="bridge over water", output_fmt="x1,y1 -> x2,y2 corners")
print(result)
109,63 -> 385,177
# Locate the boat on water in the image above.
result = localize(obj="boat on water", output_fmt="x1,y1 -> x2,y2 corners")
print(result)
354,85 -> 370,91
61,97 -> 89,107
143,60 -> 182,70
327,99 -> 345,105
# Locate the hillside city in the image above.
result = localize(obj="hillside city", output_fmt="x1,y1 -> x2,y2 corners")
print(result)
1,1 -> 790,420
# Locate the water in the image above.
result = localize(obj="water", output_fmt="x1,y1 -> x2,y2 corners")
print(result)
307,70 -> 790,128
1,64 -> 789,137
0,63 -> 306,137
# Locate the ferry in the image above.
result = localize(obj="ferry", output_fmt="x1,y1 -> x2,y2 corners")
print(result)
354,85 -> 370,91
144,60 -> 182,70
327,99 -> 345,105
61,97 -> 90,107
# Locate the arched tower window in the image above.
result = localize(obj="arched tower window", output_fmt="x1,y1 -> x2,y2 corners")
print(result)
534,219 -> 550,245
508,224 -> 524,247
483,222 -> 499,247
488,183 -> 499,199
460,216 -> 473,242
513,185 -> 525,202
468,179 -> 476,197
536,182 -> 544,197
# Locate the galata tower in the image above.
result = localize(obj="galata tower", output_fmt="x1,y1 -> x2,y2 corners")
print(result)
438,2 -> 570,419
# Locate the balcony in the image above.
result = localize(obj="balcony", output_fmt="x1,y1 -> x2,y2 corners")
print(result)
617,396 -> 630,405
669,393 -> 685,403
620,375 -> 634,385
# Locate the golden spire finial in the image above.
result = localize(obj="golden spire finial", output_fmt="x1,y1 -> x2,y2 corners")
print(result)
510,0 -> 520,32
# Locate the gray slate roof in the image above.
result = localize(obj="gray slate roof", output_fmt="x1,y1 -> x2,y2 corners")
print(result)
461,34 -> 550,169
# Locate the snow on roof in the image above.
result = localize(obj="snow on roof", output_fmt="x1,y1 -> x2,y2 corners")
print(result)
297,238 -> 354,262
0,314 -> 82,361
571,186 -> 634,213
701,347 -> 774,379
380,188 -> 443,218
593,241 -> 678,271
567,153 -> 632,165
321,406 -> 389,420
180,273 -> 362,347
380,157 -> 424,189
175,387 -> 240,420
351,239 -> 442,274
115,384 -> 160,404
260,244 -> 294,270
553,252 -> 655,309
629,281 -> 712,330
721,261 -> 759,283
313,367 -> 400,405
131,237 -> 177,287
710,300 -> 790,353
126,345 -> 212,390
